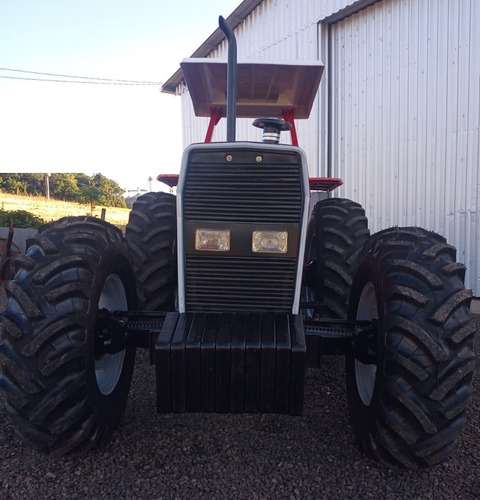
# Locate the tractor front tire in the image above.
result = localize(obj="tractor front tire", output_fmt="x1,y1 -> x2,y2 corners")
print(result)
126,192 -> 177,311
0,217 -> 137,455
347,227 -> 476,469
305,198 -> 369,319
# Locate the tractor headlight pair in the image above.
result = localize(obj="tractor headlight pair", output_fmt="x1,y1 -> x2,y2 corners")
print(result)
195,229 -> 288,254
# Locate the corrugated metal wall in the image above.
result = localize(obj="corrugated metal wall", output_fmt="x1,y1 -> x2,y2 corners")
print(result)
177,0 -> 480,294
329,0 -> 480,293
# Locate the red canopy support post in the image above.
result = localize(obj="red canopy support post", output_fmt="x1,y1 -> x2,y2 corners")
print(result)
204,107 -> 223,143
282,108 -> 298,147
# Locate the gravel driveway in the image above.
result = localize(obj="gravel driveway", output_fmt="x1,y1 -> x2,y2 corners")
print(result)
0,320 -> 478,499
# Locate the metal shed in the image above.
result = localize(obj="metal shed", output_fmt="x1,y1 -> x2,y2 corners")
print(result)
163,0 -> 480,296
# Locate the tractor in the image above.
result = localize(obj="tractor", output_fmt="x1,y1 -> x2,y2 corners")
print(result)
0,17 -> 475,469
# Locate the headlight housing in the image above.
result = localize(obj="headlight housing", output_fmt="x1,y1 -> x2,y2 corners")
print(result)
252,230 -> 288,254
195,229 -> 231,252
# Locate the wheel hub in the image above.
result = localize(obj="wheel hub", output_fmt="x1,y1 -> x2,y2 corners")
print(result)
354,282 -> 378,406
95,274 -> 127,396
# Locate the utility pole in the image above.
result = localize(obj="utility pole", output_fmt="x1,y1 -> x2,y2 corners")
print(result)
44,173 -> 50,200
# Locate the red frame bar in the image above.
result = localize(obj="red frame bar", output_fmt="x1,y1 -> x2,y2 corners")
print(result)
202,107 -> 300,146
204,107 -> 223,143
281,108 -> 298,147
309,177 -> 343,192
157,174 -> 179,188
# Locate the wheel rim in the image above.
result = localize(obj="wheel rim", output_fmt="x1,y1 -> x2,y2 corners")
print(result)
95,274 -> 127,396
355,281 -> 378,406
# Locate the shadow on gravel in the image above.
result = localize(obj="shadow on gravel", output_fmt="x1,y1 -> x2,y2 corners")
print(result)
0,321 -> 478,499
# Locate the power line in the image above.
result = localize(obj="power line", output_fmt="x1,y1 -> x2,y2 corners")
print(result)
0,75 -> 161,85
0,67 -> 162,83
0,67 -> 163,86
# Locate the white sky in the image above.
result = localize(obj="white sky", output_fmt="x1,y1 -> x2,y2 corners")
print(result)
0,0 -> 241,193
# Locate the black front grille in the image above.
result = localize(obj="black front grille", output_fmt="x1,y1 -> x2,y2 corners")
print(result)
183,152 -> 303,223
181,145 -> 306,313
186,256 -> 297,312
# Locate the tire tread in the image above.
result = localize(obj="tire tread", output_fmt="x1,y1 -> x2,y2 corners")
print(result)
348,226 -> 475,469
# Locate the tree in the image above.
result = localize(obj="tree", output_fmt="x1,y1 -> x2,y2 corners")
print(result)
91,173 -> 126,208
0,173 -> 126,209
77,186 -> 102,215
0,173 -> 43,195
50,174 -> 79,201
0,174 -> 24,194
76,173 -> 91,191
23,173 -> 44,196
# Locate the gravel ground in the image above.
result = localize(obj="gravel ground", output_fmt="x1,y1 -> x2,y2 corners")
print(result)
0,321 -> 478,499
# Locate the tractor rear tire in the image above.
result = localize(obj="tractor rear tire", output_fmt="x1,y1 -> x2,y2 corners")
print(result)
347,227 -> 476,469
0,217 -> 137,455
125,192 -> 177,311
305,198 -> 369,319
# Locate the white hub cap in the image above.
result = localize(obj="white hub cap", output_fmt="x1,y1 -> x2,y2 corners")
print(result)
355,282 -> 378,406
95,274 -> 127,395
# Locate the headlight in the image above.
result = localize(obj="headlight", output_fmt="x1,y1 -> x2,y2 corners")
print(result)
195,229 -> 230,251
252,230 -> 288,254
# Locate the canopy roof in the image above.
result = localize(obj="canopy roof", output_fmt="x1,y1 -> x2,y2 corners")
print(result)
180,58 -> 324,119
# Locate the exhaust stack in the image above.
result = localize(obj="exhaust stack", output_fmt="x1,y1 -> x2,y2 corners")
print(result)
219,16 -> 237,142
